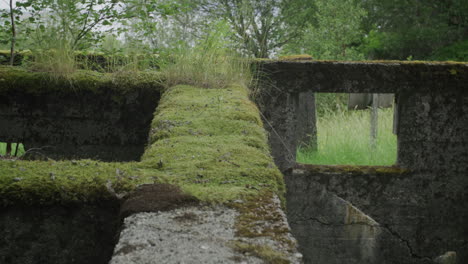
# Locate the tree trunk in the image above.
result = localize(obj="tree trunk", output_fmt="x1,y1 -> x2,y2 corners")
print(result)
370,94 -> 379,151
9,0 -> 16,66
6,0 -> 16,155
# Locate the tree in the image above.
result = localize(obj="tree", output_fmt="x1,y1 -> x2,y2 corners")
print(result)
16,0 -> 131,49
194,0 -> 315,58
122,0 -> 190,52
361,0 -> 468,60
283,0 -> 366,60
9,0 -> 16,65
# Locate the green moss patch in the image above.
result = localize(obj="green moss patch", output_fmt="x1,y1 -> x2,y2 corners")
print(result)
0,160 -> 154,205
139,85 -> 284,203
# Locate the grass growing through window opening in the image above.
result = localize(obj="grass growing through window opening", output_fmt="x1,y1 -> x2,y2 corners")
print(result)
297,107 -> 397,166
0,143 -> 25,157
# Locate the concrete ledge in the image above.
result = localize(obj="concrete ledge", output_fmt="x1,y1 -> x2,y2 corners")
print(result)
258,60 -> 468,93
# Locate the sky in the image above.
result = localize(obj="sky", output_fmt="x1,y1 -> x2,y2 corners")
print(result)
0,0 -> 10,9
0,0 -> 8,9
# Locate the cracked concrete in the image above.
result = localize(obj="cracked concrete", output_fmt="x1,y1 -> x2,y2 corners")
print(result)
286,166 -> 468,264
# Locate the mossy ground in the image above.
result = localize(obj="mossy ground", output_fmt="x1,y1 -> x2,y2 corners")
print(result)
0,82 -> 283,206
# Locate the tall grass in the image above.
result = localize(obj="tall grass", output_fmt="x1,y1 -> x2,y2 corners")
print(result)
160,22 -> 252,89
29,46 -> 76,78
297,106 -> 397,166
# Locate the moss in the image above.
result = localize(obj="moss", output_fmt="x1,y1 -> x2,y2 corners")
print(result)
140,85 -> 284,203
279,54 -> 313,61
229,241 -> 290,264
229,191 -> 293,246
0,66 -> 164,94
0,159 -> 158,205
295,164 -> 409,175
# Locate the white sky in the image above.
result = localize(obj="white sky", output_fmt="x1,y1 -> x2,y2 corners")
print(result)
0,0 -> 9,9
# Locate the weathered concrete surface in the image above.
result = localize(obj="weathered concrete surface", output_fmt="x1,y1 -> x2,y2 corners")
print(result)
259,60 -> 467,94
396,91 -> 468,172
0,88 -> 160,161
111,206 -> 262,264
111,185 -> 302,264
256,83 -> 316,171
0,203 -> 120,264
110,205 -> 303,264
286,165 -> 468,264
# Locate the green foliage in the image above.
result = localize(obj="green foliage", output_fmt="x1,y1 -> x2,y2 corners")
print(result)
283,0 -> 366,60
297,107 -> 397,166
16,0 -> 129,49
430,40 -> 468,62
193,0 -> 315,58
314,93 -> 348,117
361,0 -> 468,60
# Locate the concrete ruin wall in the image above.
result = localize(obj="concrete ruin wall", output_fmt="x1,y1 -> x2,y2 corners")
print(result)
258,60 -> 468,263
0,71 -> 301,264
1,60 -> 467,264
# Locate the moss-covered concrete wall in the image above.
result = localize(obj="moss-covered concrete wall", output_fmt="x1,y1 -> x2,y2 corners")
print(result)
256,59 -> 468,263
0,70 -> 299,263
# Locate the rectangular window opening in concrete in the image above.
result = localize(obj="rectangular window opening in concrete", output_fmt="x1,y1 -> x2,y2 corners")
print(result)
296,93 -> 397,166
0,142 -> 25,158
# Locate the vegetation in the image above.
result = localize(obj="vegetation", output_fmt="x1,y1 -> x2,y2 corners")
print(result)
0,0 -> 465,61
297,106 -> 397,166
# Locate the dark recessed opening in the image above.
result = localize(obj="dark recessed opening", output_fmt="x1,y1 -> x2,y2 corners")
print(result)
0,89 -> 160,161
0,202 -> 121,264
296,93 -> 397,166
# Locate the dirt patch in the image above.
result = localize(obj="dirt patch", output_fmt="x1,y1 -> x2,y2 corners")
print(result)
120,184 -> 198,218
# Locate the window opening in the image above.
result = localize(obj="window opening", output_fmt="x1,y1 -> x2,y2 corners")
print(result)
0,142 -> 25,158
297,93 -> 397,166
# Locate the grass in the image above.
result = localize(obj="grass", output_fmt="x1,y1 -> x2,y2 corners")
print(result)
297,106 -> 397,166
0,143 -> 25,157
